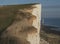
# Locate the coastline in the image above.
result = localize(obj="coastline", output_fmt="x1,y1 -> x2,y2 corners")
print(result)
40,24 -> 60,44
41,24 -> 60,35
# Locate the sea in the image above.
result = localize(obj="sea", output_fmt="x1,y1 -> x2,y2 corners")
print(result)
42,18 -> 60,27
42,18 -> 60,31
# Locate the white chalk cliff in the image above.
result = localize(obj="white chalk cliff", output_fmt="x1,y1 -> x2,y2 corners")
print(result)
0,4 -> 42,44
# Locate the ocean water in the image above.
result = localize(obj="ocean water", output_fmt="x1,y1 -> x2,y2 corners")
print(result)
43,18 -> 60,27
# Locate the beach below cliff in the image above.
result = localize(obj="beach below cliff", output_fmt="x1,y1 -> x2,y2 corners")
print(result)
40,25 -> 60,44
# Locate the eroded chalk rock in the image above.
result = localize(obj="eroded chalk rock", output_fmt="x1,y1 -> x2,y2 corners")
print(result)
0,4 -> 41,44
0,9 -> 37,44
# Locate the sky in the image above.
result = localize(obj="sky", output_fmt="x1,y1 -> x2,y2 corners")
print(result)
40,0 -> 60,18
0,0 -> 40,5
0,0 -> 60,5
40,0 -> 60,6
0,0 -> 60,18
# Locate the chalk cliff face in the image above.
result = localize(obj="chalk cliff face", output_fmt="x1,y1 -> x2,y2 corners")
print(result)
27,4 -> 41,44
0,4 -> 41,44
